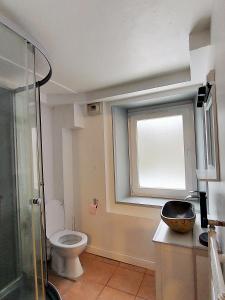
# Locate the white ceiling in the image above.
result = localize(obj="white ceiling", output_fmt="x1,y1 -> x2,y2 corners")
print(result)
0,0 -> 212,94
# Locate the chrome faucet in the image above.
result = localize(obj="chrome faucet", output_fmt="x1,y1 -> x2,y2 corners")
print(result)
185,191 -> 208,228
185,190 -> 225,229
184,190 -> 201,201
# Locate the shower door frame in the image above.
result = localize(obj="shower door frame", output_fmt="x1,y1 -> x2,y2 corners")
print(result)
0,15 -> 52,300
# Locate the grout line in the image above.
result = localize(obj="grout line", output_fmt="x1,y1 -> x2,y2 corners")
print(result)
96,283 -> 106,300
100,284 -> 141,298
85,252 -> 147,297
105,266 -> 145,297
105,262 -> 120,286
135,272 -> 145,298
97,258 -> 120,299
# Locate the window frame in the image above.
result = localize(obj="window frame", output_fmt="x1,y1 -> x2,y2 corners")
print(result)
128,102 -> 197,199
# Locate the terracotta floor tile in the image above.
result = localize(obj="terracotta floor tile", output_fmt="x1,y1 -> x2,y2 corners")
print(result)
80,251 -> 97,260
107,267 -> 144,295
63,279 -> 104,300
119,262 -> 146,273
82,260 -> 117,285
137,274 -> 156,300
145,269 -> 155,276
98,287 -> 135,300
95,255 -> 120,266
80,252 -> 97,267
48,273 -> 73,295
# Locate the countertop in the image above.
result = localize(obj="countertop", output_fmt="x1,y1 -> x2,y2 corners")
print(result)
153,213 -> 208,251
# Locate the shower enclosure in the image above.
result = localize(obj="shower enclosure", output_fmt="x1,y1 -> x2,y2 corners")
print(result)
0,18 -> 59,300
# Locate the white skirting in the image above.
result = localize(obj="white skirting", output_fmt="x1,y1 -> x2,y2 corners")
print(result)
86,245 -> 156,270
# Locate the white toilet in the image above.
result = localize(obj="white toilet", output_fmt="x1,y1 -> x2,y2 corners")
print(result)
46,200 -> 88,280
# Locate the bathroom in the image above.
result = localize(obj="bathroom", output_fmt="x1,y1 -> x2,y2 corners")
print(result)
0,1 -> 225,300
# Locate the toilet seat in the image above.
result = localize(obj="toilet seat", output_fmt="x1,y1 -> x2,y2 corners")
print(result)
50,230 -> 88,249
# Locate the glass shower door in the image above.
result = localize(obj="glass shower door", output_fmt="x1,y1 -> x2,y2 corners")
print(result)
14,43 -> 46,300
0,23 -> 46,300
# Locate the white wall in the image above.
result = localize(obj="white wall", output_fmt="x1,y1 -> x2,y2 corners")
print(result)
62,128 -> 75,230
41,103 -> 54,202
75,112 -> 160,269
208,0 -> 225,250
52,106 -> 65,201
51,104 -> 75,201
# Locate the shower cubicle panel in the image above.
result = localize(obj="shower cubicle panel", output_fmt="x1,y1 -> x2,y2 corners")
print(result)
0,23 -> 46,299
0,88 -> 19,293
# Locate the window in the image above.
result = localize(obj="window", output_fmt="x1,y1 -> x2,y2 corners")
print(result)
128,103 -> 197,199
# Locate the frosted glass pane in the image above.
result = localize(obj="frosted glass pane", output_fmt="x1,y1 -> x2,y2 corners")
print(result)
137,115 -> 186,190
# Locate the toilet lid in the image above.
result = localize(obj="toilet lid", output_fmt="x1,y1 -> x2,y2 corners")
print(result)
45,200 -> 64,238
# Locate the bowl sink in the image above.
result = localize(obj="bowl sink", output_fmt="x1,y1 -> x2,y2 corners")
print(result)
161,201 -> 196,233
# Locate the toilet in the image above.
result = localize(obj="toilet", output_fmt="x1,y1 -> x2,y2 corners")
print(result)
46,200 -> 88,280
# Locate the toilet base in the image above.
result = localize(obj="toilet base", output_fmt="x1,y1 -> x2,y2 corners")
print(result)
51,251 -> 84,280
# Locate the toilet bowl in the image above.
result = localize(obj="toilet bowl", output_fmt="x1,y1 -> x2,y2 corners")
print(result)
46,200 -> 88,280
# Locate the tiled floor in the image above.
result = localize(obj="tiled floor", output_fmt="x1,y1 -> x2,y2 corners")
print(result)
48,252 -> 156,300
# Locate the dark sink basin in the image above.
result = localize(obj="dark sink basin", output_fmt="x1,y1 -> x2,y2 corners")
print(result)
161,201 -> 196,233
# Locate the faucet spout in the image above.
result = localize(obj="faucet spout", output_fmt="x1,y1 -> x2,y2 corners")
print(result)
184,190 -> 200,201
185,190 -> 208,228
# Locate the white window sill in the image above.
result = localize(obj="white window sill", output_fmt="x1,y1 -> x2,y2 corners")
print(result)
116,196 -> 200,211
116,197 -> 168,208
